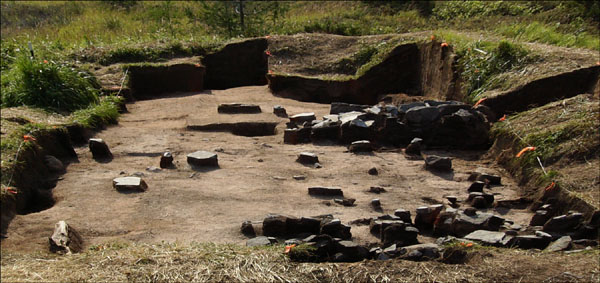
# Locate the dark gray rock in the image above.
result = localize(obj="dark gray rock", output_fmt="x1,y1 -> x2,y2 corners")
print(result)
436,103 -> 471,116
530,210 -> 550,226
468,192 -> 494,207
404,106 -> 440,125
246,236 -> 276,247
589,210 -> 600,228
433,209 -> 458,236
371,199 -> 381,208
112,177 -> 148,192
320,219 -> 351,240
241,220 -> 256,237
286,217 -> 321,235
310,120 -> 340,141
471,196 -> 488,209
452,211 -> 504,237
262,214 -> 288,237
348,140 -> 372,152
308,186 -> 343,197
290,112 -> 316,124
368,167 -> 378,175
394,209 -> 412,224
89,138 -> 112,159
368,186 -> 386,194
424,155 -> 452,171
405,137 -> 423,155
545,236 -> 572,252
398,243 -> 440,261
468,181 -> 485,193
334,240 -> 369,262
414,205 -> 443,231
330,102 -> 369,114
187,151 -> 218,167
284,128 -> 311,144
340,119 -> 370,143
464,230 -> 508,246
382,224 -> 419,246
273,105 -> 287,117
218,103 -> 261,114
543,213 -> 584,233
513,235 -> 551,250
398,102 -> 426,114
334,198 -> 356,206
160,151 -> 174,168
297,152 -> 319,164
572,239 -> 598,247
44,155 -> 65,173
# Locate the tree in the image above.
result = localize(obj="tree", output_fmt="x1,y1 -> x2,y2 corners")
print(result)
199,1 -> 288,37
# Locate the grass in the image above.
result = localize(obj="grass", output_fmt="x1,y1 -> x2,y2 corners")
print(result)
498,21 -> 600,50
1,241 -> 598,282
1,55 -> 100,112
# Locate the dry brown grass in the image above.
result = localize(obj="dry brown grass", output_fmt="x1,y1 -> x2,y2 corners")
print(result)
1,242 -> 599,282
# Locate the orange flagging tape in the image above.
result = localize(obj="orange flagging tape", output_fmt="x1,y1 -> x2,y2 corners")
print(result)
284,244 -> 296,254
431,35 -> 435,41
265,50 -> 272,56
441,42 -> 448,47
23,135 -> 36,142
516,146 -> 536,158
498,114 -> 507,122
473,98 -> 487,108
544,182 -> 556,191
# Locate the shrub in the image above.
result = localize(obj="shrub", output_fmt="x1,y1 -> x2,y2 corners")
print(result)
1,55 -> 99,112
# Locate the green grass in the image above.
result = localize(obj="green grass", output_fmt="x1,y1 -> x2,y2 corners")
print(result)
498,21 -> 600,50
70,95 -> 122,129
1,55 -> 100,112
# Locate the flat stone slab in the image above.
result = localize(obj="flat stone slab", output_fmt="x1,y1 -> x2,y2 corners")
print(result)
218,103 -> 262,114
308,186 -> 343,197
349,140 -> 372,152
187,151 -> 219,167
297,152 -> 319,164
465,230 -> 507,246
290,112 -> 316,124
113,177 -> 148,192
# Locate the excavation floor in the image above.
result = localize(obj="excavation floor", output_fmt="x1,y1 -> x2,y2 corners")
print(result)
1,86 -> 531,252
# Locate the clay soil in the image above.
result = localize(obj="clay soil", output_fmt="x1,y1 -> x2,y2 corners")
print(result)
1,86 -> 531,253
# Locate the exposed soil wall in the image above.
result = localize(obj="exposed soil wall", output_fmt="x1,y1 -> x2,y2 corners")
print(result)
483,65 -> 600,116
127,63 -> 205,99
267,41 -> 461,105
202,38 -> 268,90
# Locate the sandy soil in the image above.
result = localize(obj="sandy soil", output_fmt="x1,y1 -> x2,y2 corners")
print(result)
1,86 -> 532,252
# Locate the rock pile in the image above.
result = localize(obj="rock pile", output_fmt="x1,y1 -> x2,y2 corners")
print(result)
283,101 -> 491,149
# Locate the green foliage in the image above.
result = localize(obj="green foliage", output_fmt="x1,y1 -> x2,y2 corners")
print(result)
70,95 -> 122,129
199,1 -> 289,37
1,55 -> 100,112
497,21 -> 600,51
432,1 -> 540,21
287,244 -> 320,262
456,40 -> 534,102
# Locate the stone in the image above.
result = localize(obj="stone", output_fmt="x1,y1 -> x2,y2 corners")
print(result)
293,175 -> 306,180
464,230 -> 508,246
446,195 -> 458,205
273,105 -> 287,117
320,219 -> 352,240
48,221 -> 83,254
471,196 -> 488,209
262,214 -> 288,237
290,112 -> 316,124
589,210 -> 600,228
368,167 -> 378,175
217,103 -> 261,114
334,241 -> 369,262
284,128 -> 311,144
414,205 -> 443,231
348,140 -> 372,152
44,155 -> 65,173
241,220 -> 256,237
369,186 -> 386,194
530,210 -> 550,226
297,152 -> 319,164
89,138 -> 112,159
545,236 -> 572,252
371,199 -> 381,208
330,102 -> 369,114
310,120 -> 340,141
112,177 -> 148,192
187,151 -> 218,167
246,236 -> 276,247
452,211 -> 505,237
334,198 -> 356,206
463,207 -> 477,216
467,192 -> 494,207
382,224 -> 419,246
468,181 -> 485,193
424,155 -> 452,171
405,143 -> 421,156
404,106 -> 441,125
340,117 -> 370,143
436,103 -> 471,116
513,235 -> 551,250
398,243 -> 440,261
308,187 -> 343,197
433,210 -> 458,236
543,213 -> 584,233
572,239 -> 598,247
160,151 -> 174,168
394,209 -> 412,224
286,217 -> 321,235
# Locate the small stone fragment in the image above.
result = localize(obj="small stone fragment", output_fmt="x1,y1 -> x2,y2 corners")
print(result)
293,175 -> 306,180
89,138 -> 112,160
368,167 -> 378,175
160,151 -> 173,168
297,152 -> 319,164
217,103 -> 261,114
112,177 -> 148,192
308,186 -> 343,197
273,105 -> 288,117
424,155 -> 452,171
290,112 -> 316,124
371,199 -> 381,208
369,186 -> 386,194
468,181 -> 485,193
348,140 -> 372,152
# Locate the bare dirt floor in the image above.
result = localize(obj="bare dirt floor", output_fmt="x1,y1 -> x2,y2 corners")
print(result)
1,86 -> 532,253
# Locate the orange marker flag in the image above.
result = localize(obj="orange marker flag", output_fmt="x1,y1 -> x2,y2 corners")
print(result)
516,146 -> 536,158
473,98 -> 487,108
23,135 -> 36,142
441,42 -> 448,47
498,114 -> 507,122
284,244 -> 296,254
544,182 -> 556,191
430,35 -> 435,41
